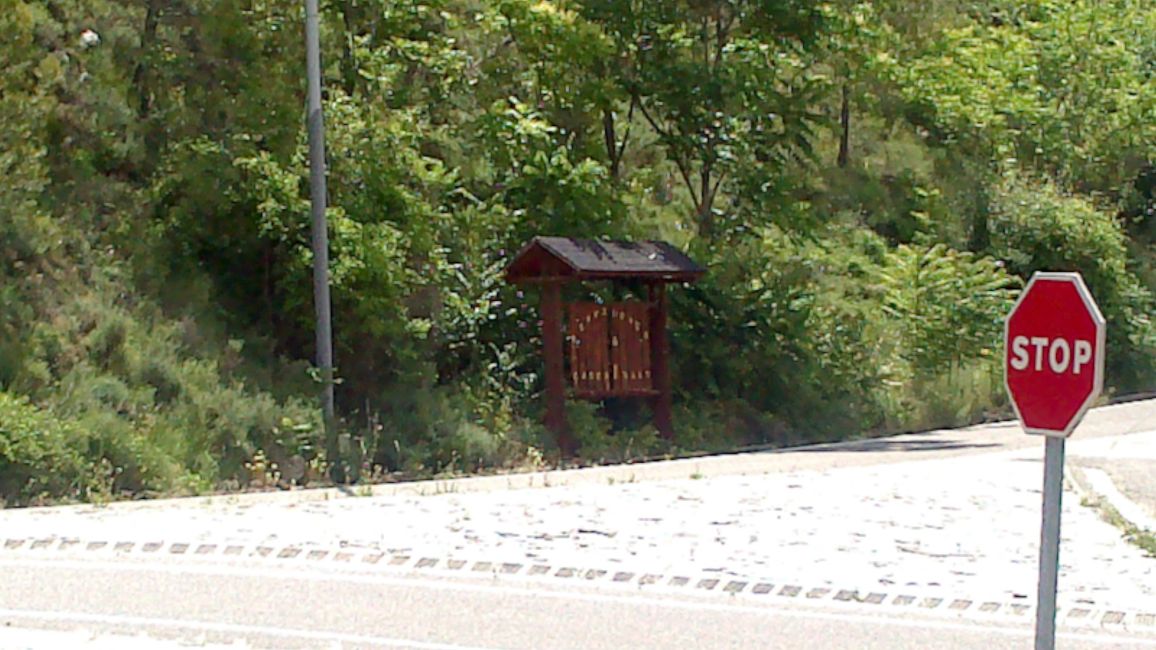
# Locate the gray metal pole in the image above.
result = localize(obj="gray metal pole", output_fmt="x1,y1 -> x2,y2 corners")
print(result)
304,0 -> 338,468
1035,436 -> 1066,650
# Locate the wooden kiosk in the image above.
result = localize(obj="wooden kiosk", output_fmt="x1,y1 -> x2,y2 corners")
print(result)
505,237 -> 705,453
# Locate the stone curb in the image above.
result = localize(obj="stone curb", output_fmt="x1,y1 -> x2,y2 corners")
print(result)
1066,462 -> 1156,534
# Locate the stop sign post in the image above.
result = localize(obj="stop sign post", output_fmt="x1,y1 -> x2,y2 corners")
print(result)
1004,272 -> 1106,650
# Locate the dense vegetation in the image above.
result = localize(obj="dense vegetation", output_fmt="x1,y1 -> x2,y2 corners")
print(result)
2,0 -> 1154,504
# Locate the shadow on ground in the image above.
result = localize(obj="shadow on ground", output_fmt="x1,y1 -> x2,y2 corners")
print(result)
785,436 -> 1002,454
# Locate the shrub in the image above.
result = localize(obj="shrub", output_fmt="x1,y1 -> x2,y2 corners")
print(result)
671,234 -> 818,412
670,225 -> 1021,445
988,175 -> 1156,391
563,400 -> 656,464
877,243 -> 1017,379
79,410 -> 186,496
14,283 -> 324,496
0,392 -> 99,505
908,360 -> 1007,430
373,386 -> 510,475
671,399 -> 790,453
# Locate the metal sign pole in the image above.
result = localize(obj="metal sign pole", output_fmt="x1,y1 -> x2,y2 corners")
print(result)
1034,436 -> 1065,650
304,0 -> 339,479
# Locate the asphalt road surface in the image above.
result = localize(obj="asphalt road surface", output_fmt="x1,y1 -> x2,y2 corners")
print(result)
2,557 -> 1156,650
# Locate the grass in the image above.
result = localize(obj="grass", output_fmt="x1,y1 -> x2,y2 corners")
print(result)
1081,493 -> 1156,557
1106,508 -> 1156,557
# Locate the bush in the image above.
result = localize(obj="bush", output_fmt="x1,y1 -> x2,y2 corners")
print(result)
671,399 -> 790,453
564,400 -> 662,464
677,228 -> 912,437
671,234 -> 820,415
988,175 -> 1156,391
908,360 -> 1008,430
0,392 -> 99,506
14,283 -> 324,496
373,386 -> 511,475
669,226 -> 1020,446
878,243 -> 1017,376
79,410 -> 187,496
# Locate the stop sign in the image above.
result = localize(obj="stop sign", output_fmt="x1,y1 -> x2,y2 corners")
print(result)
1005,272 -> 1106,437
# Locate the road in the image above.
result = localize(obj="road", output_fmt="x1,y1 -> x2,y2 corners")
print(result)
2,557 -> 1155,650
2,399 -> 1156,648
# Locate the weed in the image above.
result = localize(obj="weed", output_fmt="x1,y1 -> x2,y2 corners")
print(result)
1085,492 -> 1156,557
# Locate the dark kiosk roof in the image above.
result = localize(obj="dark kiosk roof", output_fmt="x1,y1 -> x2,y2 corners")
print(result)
505,236 -> 705,283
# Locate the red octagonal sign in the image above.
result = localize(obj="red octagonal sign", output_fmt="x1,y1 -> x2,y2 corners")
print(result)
1005,272 -> 1106,437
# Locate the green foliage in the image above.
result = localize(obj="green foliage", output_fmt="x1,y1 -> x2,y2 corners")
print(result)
476,97 -> 628,241
563,400 -> 660,464
0,392 -> 97,506
878,243 -> 1017,376
373,386 -> 520,475
5,0 -> 1156,503
671,399 -> 790,452
988,175 -> 1156,390
908,360 -> 1007,431
676,229 -> 882,438
898,0 -> 1156,195
579,0 -> 829,238
671,225 -> 1017,441
7,282 -> 324,495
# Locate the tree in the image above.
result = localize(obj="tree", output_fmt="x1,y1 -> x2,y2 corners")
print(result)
899,0 -> 1156,198
573,0 -> 828,240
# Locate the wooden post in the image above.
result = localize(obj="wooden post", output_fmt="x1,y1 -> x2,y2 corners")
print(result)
541,281 -> 572,453
649,283 -> 673,439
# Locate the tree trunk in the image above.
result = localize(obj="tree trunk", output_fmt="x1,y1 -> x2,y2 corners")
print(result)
603,109 -> 620,180
838,82 -> 851,168
131,0 -> 165,164
133,0 -> 161,119
339,0 -> 359,95
968,185 -> 991,252
697,164 -> 715,239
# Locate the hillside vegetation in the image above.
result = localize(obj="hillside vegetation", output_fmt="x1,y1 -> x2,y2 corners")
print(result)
2,0 -> 1155,504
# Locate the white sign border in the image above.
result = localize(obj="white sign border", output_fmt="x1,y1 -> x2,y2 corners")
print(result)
1003,271 -> 1107,438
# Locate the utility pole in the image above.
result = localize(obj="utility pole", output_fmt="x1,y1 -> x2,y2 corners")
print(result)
304,0 -> 340,481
